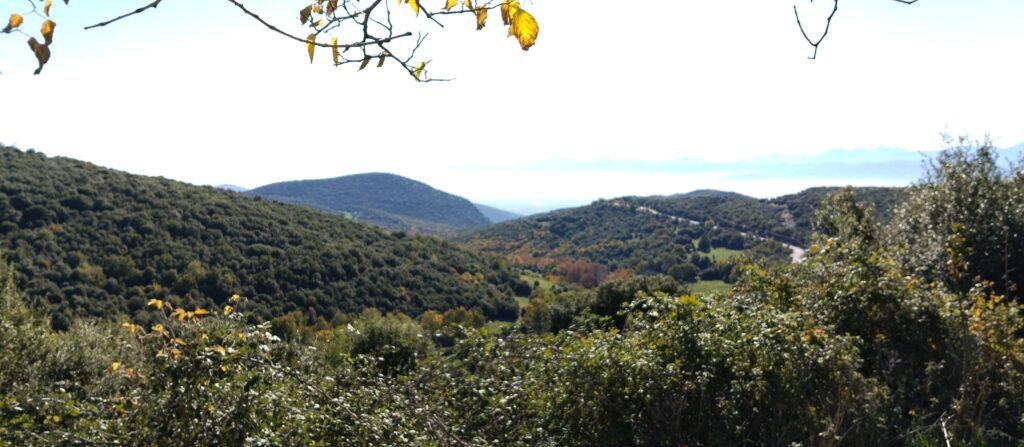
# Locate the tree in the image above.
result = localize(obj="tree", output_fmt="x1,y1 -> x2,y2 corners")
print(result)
886,135 -> 1024,299
3,0 -> 922,76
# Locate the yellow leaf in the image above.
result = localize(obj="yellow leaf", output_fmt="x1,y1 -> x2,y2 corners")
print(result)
229,294 -> 241,303
45,0 -> 53,17
147,298 -> 164,310
213,345 -> 227,356
152,324 -> 169,337
306,33 -> 316,63
358,56 -> 371,71
475,8 -> 487,30
27,37 -> 50,75
223,305 -> 234,316
111,361 -> 120,371
169,348 -> 182,359
121,322 -> 138,333
508,8 -> 538,50
299,5 -> 313,24
500,0 -> 518,25
327,0 -> 337,15
409,0 -> 420,16
3,14 -> 23,33
463,0 -> 472,8
445,0 -> 457,11
124,367 -> 134,378
171,308 -> 186,320
312,2 -> 323,14
193,308 -> 210,316
172,338 -> 187,346
331,37 -> 339,65
413,61 -> 425,80
40,18 -> 55,45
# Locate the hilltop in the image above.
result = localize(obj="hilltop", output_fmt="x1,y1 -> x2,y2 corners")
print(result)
247,173 -> 492,234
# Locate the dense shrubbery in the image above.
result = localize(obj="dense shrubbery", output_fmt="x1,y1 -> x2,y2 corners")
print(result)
0,147 -> 526,323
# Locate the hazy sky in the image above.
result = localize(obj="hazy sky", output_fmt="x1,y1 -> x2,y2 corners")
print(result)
1,0 -> 1022,213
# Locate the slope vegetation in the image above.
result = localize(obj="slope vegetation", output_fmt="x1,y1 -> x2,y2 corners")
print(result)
0,147 -> 524,322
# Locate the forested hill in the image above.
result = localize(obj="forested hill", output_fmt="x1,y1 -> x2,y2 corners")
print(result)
634,187 -> 905,246
459,198 -> 792,286
0,147 -> 525,323
247,173 -> 491,233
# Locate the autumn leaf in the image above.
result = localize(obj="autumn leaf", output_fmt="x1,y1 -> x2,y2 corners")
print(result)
111,361 -> 120,371
172,338 -> 187,346
475,8 -> 487,30
121,322 -> 138,334
41,20 -> 56,46
312,2 -> 323,14
331,37 -> 339,64
229,294 -> 241,303
193,308 -> 210,316
445,0 -> 458,11
306,33 -> 316,63
224,305 -> 234,316
413,61 -> 425,80
327,0 -> 337,15
377,54 -> 386,67
169,348 -> 183,360
500,0 -> 518,25
299,5 -> 313,24
152,324 -> 169,337
212,345 -> 227,356
45,0 -> 53,17
358,56 -> 371,70
171,308 -> 186,320
27,37 -> 51,75
409,0 -> 420,16
147,298 -> 164,310
463,0 -> 472,8
4,14 -> 23,33
508,7 -> 539,50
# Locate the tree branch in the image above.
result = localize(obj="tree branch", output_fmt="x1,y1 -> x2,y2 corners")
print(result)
222,0 -> 411,50
793,0 -> 839,60
84,0 -> 163,30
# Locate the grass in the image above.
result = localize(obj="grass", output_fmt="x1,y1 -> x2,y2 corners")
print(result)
520,272 -> 558,292
690,280 -> 732,295
708,247 -> 745,263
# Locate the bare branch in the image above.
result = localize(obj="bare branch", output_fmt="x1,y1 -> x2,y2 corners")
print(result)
84,0 -> 163,30
793,0 -> 838,60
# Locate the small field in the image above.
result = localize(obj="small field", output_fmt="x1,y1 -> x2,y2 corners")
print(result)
690,280 -> 732,295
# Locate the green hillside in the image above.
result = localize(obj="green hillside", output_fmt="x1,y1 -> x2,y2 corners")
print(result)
635,187 -> 905,246
247,173 -> 491,233
0,147 -> 525,323
459,198 -> 791,286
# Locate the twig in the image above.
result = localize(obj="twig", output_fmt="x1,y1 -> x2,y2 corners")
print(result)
85,0 -> 163,30
793,0 -> 839,60
223,0 -> 411,49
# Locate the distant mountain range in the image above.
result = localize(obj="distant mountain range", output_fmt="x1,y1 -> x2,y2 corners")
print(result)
245,173 -> 518,234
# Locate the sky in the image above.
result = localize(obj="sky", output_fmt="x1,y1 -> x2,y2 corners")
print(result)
1,0 -> 1023,214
